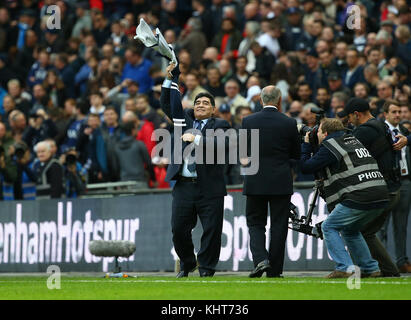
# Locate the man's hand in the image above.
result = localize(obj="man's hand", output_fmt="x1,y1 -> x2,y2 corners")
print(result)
84,127 -> 93,136
393,134 -> 408,150
240,157 -> 250,166
121,78 -> 131,88
304,132 -> 310,144
166,62 -> 176,80
67,163 -> 77,174
181,133 -> 195,143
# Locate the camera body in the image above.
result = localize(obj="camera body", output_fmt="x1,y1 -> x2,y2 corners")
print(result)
14,142 -> 28,160
66,153 -> 77,166
297,106 -> 326,150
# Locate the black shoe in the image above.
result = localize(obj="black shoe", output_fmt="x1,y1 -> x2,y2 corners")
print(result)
382,272 -> 401,277
266,273 -> 283,278
249,260 -> 271,278
176,264 -> 197,278
176,270 -> 189,278
200,271 -> 214,277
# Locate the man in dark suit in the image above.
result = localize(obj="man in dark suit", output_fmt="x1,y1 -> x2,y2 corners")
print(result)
381,100 -> 411,273
242,85 -> 301,278
160,62 -> 231,278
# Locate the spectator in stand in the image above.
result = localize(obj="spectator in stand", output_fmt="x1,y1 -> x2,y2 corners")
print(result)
203,66 -> 225,98
343,47 -> 366,91
89,91 -> 106,121
106,79 -> 140,117
250,41 -> 276,83
377,79 -> 394,101
54,53 -> 76,99
136,94 -> 168,130
223,79 -> 249,115
100,106 -> 122,182
91,11 -> 111,47
212,17 -> 242,61
233,56 -> 251,97
121,45 -> 153,94
176,17 -> 207,68
315,87 -> 332,117
76,113 -> 107,183
296,81 -> 313,105
354,83 -> 370,101
7,79 -> 31,118
60,100 -> 87,154
121,110 -> 156,158
42,70 -> 67,109
32,140 -> 64,199
22,108 -> 58,152
182,71 -> 208,108
114,121 -> 155,188
71,1 -> 92,38
238,21 -> 260,74
8,110 -> 27,142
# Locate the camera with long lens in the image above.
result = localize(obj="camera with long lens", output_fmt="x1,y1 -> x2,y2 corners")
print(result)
14,142 -> 28,160
66,153 -> 77,166
297,106 -> 326,150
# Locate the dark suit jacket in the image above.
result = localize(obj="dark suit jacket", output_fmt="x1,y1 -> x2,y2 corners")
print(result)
242,107 -> 301,195
161,86 -> 231,199
342,65 -> 365,90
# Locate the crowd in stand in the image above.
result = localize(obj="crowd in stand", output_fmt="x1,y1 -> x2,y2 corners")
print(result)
0,0 -> 410,199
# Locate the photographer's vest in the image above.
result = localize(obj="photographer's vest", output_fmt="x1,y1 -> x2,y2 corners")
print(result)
322,133 -> 389,211
36,158 -> 65,200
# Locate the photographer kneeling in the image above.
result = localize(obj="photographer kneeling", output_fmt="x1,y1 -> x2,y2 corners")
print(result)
301,118 -> 389,278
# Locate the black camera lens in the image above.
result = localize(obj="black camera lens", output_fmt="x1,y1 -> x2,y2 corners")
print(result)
66,154 -> 77,165
15,147 -> 25,159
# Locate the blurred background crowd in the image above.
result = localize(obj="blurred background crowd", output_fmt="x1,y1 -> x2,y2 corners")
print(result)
0,0 -> 410,199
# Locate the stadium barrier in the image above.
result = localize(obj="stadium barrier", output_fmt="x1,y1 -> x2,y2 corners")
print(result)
0,183 -> 408,273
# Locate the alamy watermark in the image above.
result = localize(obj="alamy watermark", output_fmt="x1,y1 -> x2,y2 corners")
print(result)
346,5 -> 362,30
46,5 -> 61,30
46,264 -> 61,290
346,265 -> 361,290
151,127 -> 260,175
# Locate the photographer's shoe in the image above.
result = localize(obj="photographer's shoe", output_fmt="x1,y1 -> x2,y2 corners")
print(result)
325,270 -> 353,279
398,262 -> 411,273
249,260 -> 272,278
361,271 -> 382,278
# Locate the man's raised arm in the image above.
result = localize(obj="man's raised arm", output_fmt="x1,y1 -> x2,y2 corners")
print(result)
160,62 -> 186,128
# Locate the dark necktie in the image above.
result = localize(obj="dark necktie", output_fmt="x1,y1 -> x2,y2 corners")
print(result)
392,128 -> 401,167
187,120 -> 203,173
393,128 -> 399,143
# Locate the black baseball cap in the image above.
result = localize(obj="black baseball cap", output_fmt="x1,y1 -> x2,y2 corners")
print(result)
337,98 -> 370,117
327,71 -> 340,81
394,64 -> 407,76
219,103 -> 230,113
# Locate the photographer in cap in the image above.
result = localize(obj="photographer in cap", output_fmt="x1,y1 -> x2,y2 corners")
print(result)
301,118 -> 389,278
59,147 -> 86,198
338,98 -> 402,277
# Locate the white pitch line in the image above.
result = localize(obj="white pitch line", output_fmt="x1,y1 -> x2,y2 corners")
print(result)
0,279 -> 409,285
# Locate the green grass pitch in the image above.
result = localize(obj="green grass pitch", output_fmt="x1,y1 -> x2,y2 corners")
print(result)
0,276 -> 410,300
